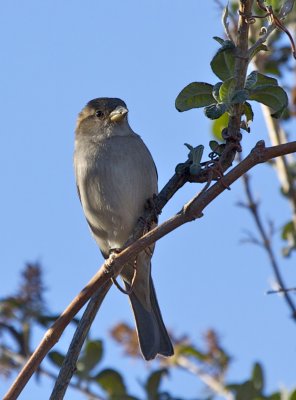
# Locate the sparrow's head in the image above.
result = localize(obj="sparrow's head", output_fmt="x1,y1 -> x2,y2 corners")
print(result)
76,98 -> 129,137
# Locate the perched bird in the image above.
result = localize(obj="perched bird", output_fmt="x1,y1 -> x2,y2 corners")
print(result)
74,97 -> 173,360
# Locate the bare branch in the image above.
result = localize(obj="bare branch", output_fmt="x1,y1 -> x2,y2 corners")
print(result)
49,282 -> 111,400
267,287 -> 296,295
240,165 -> 296,319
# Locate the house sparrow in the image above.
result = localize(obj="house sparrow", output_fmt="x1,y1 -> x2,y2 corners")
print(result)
74,98 -> 173,360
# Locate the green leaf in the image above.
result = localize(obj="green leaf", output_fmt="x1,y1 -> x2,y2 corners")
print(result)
175,82 -> 214,112
204,103 -> 228,119
48,351 -> 65,368
184,144 -> 204,175
252,362 -> 264,391
246,72 -> 288,118
210,42 -> 235,81
288,389 -> 296,400
212,82 -> 223,102
213,36 -> 225,45
231,90 -> 249,104
249,44 -> 268,61
209,140 -> 219,151
217,40 -> 236,52
177,344 -> 207,361
145,368 -> 168,398
241,101 -> 254,132
245,72 -> 258,90
76,339 -> 103,376
249,86 -> 288,118
243,102 -> 254,123
94,368 -> 126,396
227,380 -> 262,400
219,78 -> 249,104
282,221 -> 295,240
270,0 -> 282,11
281,221 -> 296,257
245,71 -> 278,90
219,78 -> 236,103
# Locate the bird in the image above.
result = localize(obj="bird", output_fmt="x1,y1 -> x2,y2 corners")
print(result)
74,97 -> 174,360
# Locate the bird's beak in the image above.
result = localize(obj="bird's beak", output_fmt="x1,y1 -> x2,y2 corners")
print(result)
109,105 -> 129,122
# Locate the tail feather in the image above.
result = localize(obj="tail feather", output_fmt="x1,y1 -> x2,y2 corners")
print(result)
127,277 -> 174,360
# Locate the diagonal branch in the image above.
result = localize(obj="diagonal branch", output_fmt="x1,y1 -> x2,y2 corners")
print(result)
49,282 -> 112,400
4,139 -> 296,400
177,356 -> 234,400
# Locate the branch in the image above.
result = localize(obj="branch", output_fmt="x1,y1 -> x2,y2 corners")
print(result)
177,356 -> 234,400
267,287 -> 296,295
260,104 -> 296,231
226,0 -> 253,139
49,282 -> 112,400
240,164 -> 296,320
4,139 -> 296,400
248,24 -> 277,57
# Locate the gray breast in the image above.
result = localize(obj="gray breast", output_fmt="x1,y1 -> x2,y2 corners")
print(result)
75,134 -> 157,254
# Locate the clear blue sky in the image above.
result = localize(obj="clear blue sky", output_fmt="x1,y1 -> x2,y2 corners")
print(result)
1,1 -> 296,399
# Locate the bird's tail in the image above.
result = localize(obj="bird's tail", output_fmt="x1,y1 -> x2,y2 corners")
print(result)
127,277 -> 174,360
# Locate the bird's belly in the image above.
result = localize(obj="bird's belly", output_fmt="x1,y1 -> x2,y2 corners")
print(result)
80,164 -> 154,251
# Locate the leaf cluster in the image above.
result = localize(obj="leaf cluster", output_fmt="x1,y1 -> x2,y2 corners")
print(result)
227,362 -> 296,400
175,37 -> 288,142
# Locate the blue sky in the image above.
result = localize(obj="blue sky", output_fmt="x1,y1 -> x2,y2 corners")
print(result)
1,1 -> 296,399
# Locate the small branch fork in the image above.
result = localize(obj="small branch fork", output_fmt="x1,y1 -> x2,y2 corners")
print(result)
267,287 -> 296,295
4,140 -> 296,400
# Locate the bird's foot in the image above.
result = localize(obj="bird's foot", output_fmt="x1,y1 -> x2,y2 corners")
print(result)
111,256 -> 138,296
104,248 -> 122,275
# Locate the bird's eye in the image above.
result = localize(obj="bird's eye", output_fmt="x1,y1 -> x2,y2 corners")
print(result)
95,110 -> 104,118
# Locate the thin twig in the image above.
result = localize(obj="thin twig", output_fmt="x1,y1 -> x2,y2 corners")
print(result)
267,287 -> 296,294
248,24 -> 276,57
240,165 -> 296,319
